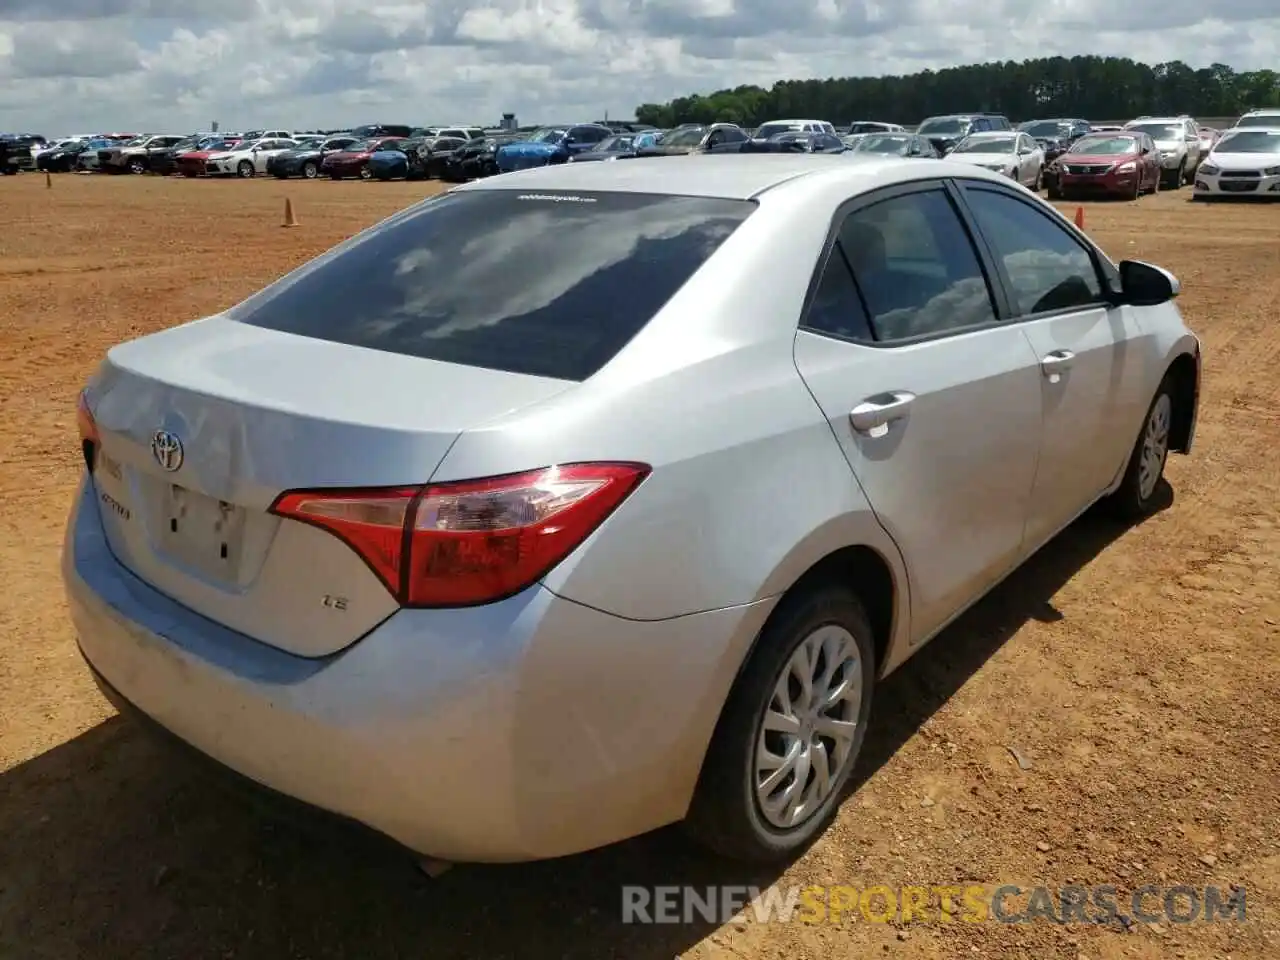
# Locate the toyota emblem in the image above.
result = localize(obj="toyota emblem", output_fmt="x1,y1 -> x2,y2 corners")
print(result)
151,429 -> 184,472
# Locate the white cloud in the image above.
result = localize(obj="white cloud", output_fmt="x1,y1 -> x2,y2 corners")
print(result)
0,0 -> 1276,133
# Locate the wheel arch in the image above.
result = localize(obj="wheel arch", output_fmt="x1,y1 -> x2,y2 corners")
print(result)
1165,347 -> 1200,455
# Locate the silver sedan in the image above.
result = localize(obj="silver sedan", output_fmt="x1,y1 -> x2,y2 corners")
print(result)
65,154 -> 1201,865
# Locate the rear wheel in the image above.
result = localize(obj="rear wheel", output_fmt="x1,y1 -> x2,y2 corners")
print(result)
302,161 -> 318,179
358,163 -> 371,181
128,158 -> 146,175
684,584 -> 875,862
1105,378 -> 1174,520
236,160 -> 254,178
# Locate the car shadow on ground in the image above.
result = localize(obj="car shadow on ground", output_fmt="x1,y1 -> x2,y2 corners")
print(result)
0,486 -> 1171,960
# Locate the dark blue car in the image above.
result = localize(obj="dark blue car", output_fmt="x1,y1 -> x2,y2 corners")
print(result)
495,124 -> 614,172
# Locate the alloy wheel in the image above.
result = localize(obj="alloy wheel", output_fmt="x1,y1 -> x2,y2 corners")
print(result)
1137,393 -> 1172,501
753,624 -> 863,829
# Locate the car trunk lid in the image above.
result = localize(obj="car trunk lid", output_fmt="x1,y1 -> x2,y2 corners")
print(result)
86,315 -> 574,657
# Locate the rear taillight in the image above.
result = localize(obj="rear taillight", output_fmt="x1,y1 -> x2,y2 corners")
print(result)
269,462 -> 650,607
76,389 -> 99,472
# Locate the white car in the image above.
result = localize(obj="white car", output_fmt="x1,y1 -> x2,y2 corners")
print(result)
1193,127 -> 1280,200
944,131 -> 1045,189
1122,116 -> 1202,188
1232,110 -> 1280,130
754,118 -> 838,139
204,138 -> 299,178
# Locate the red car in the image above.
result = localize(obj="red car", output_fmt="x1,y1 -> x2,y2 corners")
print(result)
175,138 -> 242,177
319,137 -> 397,180
1047,131 -> 1161,200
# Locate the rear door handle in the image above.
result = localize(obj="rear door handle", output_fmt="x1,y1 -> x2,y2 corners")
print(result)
850,391 -> 916,436
1040,349 -> 1075,381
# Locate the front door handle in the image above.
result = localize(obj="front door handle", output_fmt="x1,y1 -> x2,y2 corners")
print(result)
850,391 -> 916,436
1040,349 -> 1075,381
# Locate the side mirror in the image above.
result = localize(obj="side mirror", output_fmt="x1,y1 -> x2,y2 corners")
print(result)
1117,260 -> 1179,307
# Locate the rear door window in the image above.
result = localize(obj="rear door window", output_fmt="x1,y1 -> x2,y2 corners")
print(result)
230,191 -> 756,381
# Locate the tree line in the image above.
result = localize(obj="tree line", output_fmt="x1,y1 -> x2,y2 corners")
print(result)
634,56 -> 1280,128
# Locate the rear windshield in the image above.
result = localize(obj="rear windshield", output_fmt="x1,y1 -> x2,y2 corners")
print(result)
230,190 -> 756,381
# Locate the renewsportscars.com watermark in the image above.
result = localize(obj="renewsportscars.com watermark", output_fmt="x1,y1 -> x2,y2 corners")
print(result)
621,884 -> 1247,926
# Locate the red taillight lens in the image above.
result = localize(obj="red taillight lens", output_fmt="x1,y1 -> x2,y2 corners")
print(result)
269,462 -> 650,607
76,390 -> 100,472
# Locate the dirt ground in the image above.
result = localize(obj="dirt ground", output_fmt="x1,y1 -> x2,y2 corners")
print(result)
0,172 -> 1277,960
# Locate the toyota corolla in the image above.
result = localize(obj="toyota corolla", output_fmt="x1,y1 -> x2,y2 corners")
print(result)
65,155 -> 1201,866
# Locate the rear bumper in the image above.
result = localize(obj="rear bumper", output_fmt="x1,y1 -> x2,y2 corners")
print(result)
62,479 -> 770,862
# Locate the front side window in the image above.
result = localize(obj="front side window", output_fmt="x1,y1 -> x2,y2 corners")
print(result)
837,189 -> 998,342
230,191 -> 757,382
962,187 -> 1104,316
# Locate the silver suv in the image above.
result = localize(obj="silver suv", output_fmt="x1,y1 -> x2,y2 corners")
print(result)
1123,115 -> 1203,188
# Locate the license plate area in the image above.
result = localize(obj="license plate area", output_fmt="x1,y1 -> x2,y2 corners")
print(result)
154,482 -> 247,581
1221,181 -> 1256,192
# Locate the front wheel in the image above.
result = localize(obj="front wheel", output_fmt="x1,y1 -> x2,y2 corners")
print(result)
128,159 -> 146,175
684,585 -> 875,862
1106,379 -> 1174,520
358,163 -> 371,181
302,161 -> 318,179
237,160 -> 254,178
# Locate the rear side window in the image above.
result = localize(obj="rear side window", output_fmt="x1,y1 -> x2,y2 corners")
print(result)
230,191 -> 756,381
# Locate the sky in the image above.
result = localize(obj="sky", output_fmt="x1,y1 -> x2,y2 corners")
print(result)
1,1 -> 1277,134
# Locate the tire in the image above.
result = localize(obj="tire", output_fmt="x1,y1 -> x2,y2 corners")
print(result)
358,163 -> 371,181
236,160 -> 254,179
1047,181 -> 1062,200
1130,173 -> 1142,201
1032,166 -> 1042,191
128,159 -> 146,175
1169,162 -> 1184,190
302,161 -> 317,179
1105,377 -> 1175,521
684,584 -> 876,862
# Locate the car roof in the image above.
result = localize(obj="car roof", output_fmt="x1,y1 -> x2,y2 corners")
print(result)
457,153 -> 1011,201
1220,126 -> 1280,135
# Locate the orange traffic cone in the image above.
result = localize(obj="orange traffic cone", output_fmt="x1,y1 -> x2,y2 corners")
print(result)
1073,206 -> 1084,230
282,197 -> 298,227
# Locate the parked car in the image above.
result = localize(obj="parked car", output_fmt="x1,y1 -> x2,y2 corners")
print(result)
97,135 -> 187,174
421,136 -> 469,179
458,135 -> 523,179
174,139 -> 242,177
753,119 -> 839,139
346,123 -> 415,139
36,140 -> 93,172
421,126 -> 487,145
740,131 -> 848,154
1192,127 -> 1280,200
320,137 -> 407,180
1,134 -> 45,172
1196,126 -> 1221,157
943,131 -> 1046,189
74,138 -> 118,172
567,133 -> 647,162
1232,110 -> 1280,129
1047,131 -> 1161,200
1122,117 -> 1203,188
369,138 -> 430,180
267,136 -> 357,179
915,114 -> 1012,155
634,123 -> 749,157
204,138 -> 299,178
67,155 -> 1200,867
494,124 -> 615,172
849,133 -> 939,158
846,121 -> 905,134
1017,118 -> 1091,170
151,135 -> 227,176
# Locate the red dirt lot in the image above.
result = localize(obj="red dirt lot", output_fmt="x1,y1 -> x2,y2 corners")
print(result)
1,173 -> 1277,960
